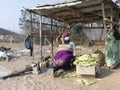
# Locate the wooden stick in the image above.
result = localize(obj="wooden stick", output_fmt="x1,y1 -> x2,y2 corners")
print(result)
0,66 -> 32,79
101,3 -> 107,45
104,18 -> 120,26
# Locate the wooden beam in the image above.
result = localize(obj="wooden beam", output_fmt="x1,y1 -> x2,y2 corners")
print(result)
101,2 -> 107,46
39,16 -> 43,62
69,6 -> 86,19
50,19 -> 54,61
79,4 -> 111,13
104,18 -> 120,26
64,15 -> 101,23
26,20 -> 69,28
102,3 -> 107,31
91,9 -> 111,17
30,12 -> 34,59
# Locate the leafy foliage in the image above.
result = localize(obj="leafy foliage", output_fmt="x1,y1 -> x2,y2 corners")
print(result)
19,9 -> 40,35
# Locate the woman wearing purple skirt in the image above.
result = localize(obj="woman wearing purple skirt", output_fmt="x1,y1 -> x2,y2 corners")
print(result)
53,32 -> 76,77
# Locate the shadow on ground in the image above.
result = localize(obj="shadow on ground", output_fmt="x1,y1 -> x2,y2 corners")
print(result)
96,68 -> 113,78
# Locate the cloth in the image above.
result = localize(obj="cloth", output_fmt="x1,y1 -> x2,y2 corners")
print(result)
58,42 -> 76,55
113,29 -> 120,40
58,44 -> 73,52
54,50 -> 73,66
106,30 -> 120,67
69,42 -> 76,56
63,32 -> 69,37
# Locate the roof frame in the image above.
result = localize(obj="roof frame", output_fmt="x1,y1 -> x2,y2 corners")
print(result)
27,0 -> 120,25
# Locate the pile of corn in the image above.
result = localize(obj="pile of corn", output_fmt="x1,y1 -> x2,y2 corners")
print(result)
73,54 -> 99,67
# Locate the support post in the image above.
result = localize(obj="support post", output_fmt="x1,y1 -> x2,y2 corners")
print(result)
110,8 -> 113,30
51,19 -> 54,60
39,16 -> 42,62
101,3 -> 107,45
30,12 -> 34,60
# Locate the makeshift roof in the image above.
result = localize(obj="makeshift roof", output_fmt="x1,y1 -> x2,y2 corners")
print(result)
27,0 -> 120,25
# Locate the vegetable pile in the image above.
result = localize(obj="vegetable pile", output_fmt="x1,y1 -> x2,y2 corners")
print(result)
74,79 -> 96,85
73,54 -> 99,67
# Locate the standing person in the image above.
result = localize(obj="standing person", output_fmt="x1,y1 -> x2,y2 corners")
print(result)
25,35 -> 33,56
113,24 -> 120,40
53,32 -> 76,77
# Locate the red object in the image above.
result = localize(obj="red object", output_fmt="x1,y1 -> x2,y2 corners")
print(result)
63,32 -> 69,37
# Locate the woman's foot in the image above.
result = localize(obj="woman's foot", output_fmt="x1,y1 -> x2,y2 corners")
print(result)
53,69 -> 64,77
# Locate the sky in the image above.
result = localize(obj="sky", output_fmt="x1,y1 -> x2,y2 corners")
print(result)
0,0 -> 117,34
0,0 -> 66,34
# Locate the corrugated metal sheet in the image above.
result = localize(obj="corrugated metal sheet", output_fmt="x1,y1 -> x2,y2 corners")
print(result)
27,0 -> 120,25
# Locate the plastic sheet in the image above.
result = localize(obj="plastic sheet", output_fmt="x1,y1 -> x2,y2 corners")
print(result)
106,30 -> 120,67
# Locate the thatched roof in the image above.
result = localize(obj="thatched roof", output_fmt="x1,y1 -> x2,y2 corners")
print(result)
27,0 -> 120,25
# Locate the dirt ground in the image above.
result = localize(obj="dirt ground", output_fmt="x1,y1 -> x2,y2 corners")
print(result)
0,42 -> 120,90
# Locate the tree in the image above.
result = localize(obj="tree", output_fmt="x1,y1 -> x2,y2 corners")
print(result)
19,9 -> 70,45
19,9 -> 40,35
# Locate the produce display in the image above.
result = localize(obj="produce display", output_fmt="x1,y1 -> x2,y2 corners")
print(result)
73,54 -> 99,67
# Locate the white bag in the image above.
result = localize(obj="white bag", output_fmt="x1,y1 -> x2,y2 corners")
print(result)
0,51 -> 7,58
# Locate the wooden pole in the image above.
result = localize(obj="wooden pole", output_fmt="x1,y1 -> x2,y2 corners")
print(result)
104,18 -> 120,26
110,8 -> 113,30
30,12 -> 34,60
10,35 -> 13,45
101,3 -> 107,44
99,27 -> 104,42
51,19 -> 54,60
39,16 -> 43,62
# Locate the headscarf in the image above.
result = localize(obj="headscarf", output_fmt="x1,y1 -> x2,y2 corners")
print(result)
62,32 -> 69,37
64,36 -> 70,44
60,32 -> 70,44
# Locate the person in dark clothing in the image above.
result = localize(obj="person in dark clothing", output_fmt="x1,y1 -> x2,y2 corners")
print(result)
25,35 -> 33,56
113,24 -> 120,40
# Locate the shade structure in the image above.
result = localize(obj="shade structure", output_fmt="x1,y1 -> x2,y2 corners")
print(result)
27,0 -> 120,25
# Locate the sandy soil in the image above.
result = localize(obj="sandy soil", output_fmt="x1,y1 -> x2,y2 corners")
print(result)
0,42 -> 120,90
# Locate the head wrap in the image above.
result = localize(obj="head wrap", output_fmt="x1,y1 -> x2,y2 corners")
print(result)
64,36 -> 70,44
62,32 -> 69,37
64,36 -> 70,41
60,32 -> 70,44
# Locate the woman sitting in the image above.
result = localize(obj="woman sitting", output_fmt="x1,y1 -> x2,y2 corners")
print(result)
53,32 -> 75,77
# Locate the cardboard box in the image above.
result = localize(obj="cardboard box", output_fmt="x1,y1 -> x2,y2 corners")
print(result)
76,65 -> 100,75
